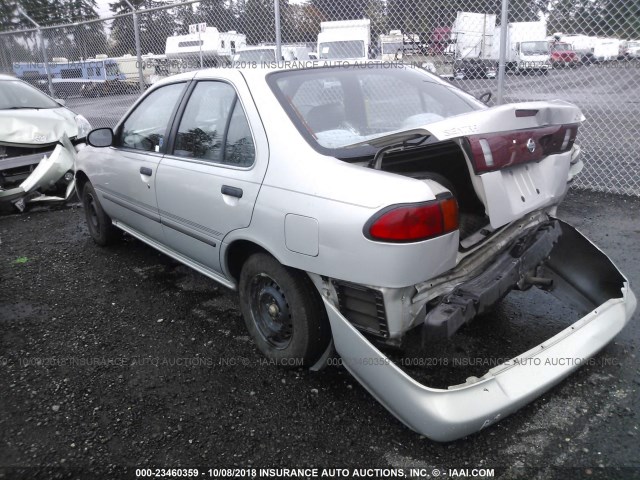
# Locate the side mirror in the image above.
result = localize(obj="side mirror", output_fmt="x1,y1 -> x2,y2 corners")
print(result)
87,127 -> 114,148
55,99 -> 66,106
478,91 -> 492,104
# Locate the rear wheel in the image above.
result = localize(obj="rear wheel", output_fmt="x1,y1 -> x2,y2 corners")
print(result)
82,182 -> 119,246
239,253 -> 331,366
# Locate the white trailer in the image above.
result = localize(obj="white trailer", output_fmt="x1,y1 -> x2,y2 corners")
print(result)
557,34 -> 599,56
592,38 -> 621,61
233,44 -> 312,64
165,27 -> 247,68
379,30 -> 404,61
446,12 -> 496,59
318,19 -> 371,61
626,40 -> 640,58
110,54 -> 156,87
491,21 -> 550,71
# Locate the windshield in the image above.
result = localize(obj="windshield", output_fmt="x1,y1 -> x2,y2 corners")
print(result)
268,66 -> 482,156
382,42 -> 403,54
0,79 -> 60,110
234,48 -> 276,63
319,41 -> 365,59
521,41 -> 549,55
551,43 -> 573,52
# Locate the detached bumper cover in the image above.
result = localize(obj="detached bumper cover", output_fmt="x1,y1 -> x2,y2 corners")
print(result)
324,220 -> 636,442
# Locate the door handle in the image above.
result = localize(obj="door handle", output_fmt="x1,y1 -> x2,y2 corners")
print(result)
140,166 -> 152,176
221,185 -> 243,198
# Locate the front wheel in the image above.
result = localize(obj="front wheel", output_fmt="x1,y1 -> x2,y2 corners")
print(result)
82,182 -> 120,246
239,253 -> 331,366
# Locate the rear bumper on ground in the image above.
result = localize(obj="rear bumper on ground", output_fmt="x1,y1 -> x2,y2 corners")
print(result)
323,220 -> 636,442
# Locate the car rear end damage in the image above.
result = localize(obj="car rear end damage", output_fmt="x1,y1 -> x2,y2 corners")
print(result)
305,96 -> 635,441
314,219 -> 636,442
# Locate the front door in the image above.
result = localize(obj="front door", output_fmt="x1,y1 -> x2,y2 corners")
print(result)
94,82 -> 186,241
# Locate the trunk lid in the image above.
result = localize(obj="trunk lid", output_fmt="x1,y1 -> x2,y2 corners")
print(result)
347,100 -> 585,229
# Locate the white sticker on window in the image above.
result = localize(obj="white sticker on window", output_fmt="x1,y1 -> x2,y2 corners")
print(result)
321,47 -> 329,53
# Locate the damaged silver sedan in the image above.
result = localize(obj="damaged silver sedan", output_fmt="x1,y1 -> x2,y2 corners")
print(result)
0,74 -> 90,211
75,63 -> 636,441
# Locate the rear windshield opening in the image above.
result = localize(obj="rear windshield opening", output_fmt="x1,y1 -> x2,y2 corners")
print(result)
267,65 -> 483,158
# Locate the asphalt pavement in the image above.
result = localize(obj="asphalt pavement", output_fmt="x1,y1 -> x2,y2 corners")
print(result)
0,190 -> 639,479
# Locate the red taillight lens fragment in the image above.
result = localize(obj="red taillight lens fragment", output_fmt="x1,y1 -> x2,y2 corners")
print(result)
367,196 -> 459,243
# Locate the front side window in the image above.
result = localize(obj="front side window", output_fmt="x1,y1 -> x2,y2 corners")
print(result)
118,82 -> 185,152
173,81 -> 255,167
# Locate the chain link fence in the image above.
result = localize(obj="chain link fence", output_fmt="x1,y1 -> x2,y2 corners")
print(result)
1,0 -> 638,196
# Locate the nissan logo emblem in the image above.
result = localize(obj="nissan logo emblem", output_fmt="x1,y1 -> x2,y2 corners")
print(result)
526,138 -> 536,153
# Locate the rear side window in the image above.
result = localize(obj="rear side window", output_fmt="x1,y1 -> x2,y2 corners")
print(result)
173,81 -> 255,167
118,82 -> 185,152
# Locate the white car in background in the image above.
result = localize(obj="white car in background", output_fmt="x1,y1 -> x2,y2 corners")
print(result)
0,74 -> 91,210
75,63 -> 635,442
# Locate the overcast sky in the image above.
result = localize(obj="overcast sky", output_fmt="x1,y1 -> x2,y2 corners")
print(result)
96,0 -> 114,18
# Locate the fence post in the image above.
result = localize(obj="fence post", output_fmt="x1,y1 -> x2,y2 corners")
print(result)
125,0 -> 145,94
274,0 -> 282,62
496,0 -> 509,105
17,8 -> 54,97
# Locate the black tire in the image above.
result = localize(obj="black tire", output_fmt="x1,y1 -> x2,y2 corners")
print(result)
82,182 -> 119,246
238,253 -> 331,367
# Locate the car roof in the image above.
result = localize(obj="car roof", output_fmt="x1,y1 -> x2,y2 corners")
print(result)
0,73 -> 18,81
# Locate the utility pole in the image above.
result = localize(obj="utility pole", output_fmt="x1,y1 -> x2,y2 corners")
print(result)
18,7 -> 55,97
124,0 -> 145,94
274,0 -> 282,62
496,0 -> 509,105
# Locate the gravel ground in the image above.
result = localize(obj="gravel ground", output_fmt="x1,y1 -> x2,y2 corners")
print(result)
0,189 -> 639,480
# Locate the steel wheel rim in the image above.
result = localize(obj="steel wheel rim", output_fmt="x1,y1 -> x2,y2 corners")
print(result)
249,273 -> 293,349
87,193 -> 100,233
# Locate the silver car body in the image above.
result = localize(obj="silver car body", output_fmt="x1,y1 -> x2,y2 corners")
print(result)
0,74 -> 89,207
75,64 -> 636,441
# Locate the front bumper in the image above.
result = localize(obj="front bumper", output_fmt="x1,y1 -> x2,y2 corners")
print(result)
323,220 -> 636,442
0,135 -> 77,209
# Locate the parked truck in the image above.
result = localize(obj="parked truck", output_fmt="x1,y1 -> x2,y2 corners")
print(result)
379,29 -> 454,77
446,12 -> 496,59
491,21 -> 551,72
318,19 -> 371,60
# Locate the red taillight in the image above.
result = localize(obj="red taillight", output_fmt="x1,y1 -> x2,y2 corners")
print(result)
366,196 -> 459,243
466,124 -> 579,173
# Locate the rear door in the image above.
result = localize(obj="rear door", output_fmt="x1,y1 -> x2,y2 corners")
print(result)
93,82 -> 187,241
155,73 -> 268,273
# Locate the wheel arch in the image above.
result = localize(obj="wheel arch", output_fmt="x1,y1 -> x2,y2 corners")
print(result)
223,239 -> 273,284
75,169 -> 90,197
